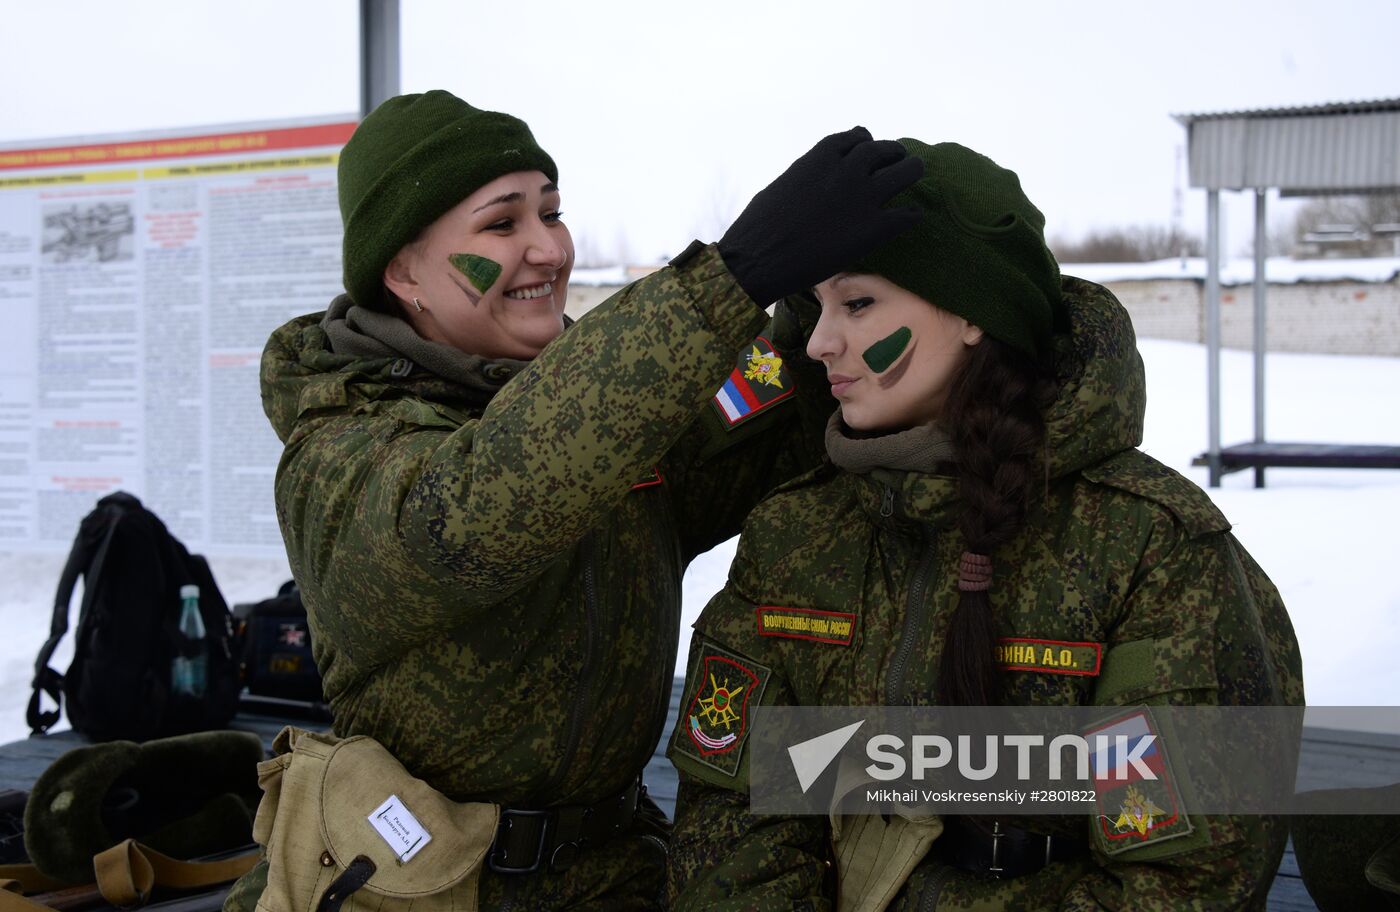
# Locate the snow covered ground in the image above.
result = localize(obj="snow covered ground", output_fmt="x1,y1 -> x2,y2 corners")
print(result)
1,338 -> 1397,745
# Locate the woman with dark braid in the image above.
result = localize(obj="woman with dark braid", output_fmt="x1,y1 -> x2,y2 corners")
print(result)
664,140 -> 1303,910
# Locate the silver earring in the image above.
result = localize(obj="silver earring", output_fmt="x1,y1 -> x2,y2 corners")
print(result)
412,297 -> 423,313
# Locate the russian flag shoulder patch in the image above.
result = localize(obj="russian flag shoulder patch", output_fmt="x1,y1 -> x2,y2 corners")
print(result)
1087,709 -> 1195,855
710,336 -> 795,429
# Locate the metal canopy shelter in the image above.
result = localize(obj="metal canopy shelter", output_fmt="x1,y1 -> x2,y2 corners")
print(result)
1173,98 -> 1400,487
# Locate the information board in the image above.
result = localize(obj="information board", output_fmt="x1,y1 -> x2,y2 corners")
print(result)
0,116 -> 358,555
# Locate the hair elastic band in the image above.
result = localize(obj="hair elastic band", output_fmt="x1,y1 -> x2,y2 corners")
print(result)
958,552 -> 992,592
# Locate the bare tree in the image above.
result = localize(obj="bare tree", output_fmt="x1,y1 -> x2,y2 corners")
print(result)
1050,225 -> 1203,263
571,228 -> 609,269
1285,193 -> 1400,257
611,224 -> 632,268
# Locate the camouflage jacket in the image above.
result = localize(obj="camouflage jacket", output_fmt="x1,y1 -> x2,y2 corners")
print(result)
666,277 -> 1304,911
257,244 -> 830,909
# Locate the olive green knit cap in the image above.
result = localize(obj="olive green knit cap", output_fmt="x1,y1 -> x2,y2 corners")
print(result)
338,90 -> 558,309
854,140 -> 1064,356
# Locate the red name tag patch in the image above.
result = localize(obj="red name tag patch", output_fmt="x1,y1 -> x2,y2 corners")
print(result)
996,638 -> 1103,676
756,606 -> 857,646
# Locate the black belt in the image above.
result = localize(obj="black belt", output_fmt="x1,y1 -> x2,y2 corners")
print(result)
936,816 -> 1088,879
487,777 -> 644,875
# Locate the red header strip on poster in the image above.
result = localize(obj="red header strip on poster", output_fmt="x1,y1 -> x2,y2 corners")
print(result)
0,122 -> 359,172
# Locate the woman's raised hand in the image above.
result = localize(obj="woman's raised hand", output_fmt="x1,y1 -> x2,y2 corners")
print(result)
718,126 -> 924,305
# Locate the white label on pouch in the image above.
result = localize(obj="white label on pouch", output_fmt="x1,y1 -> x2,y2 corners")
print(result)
368,794 -> 432,863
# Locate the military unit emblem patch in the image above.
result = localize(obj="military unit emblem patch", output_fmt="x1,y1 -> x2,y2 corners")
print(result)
755,606 -> 857,645
671,643 -> 772,777
1087,709 -> 1194,854
711,336 -> 795,428
996,637 -> 1103,676
743,348 -> 785,388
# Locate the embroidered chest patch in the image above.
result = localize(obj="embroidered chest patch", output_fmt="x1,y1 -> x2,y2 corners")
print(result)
710,336 -> 795,428
996,638 -> 1103,676
756,606 -> 857,645
1087,710 -> 1194,855
671,643 -> 772,777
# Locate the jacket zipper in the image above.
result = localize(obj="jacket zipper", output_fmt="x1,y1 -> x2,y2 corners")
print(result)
540,532 -> 602,801
885,523 -> 939,706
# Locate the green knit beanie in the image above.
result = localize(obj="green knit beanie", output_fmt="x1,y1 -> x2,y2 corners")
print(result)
338,90 -> 558,309
854,140 -> 1063,356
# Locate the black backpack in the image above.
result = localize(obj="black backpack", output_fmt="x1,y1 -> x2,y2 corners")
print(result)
27,491 -> 240,741
235,580 -> 325,704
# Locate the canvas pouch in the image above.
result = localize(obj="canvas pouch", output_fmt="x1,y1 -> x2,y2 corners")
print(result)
252,727 -> 498,912
827,754 -> 944,912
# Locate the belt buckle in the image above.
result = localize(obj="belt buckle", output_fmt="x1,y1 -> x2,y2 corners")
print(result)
488,808 -> 551,875
986,820 -> 1058,879
550,805 -> 590,874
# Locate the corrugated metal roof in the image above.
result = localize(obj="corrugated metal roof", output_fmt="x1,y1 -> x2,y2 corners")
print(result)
1172,97 -> 1400,124
1176,99 -> 1400,191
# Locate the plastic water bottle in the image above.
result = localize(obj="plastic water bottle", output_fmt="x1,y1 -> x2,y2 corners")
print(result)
171,584 -> 207,698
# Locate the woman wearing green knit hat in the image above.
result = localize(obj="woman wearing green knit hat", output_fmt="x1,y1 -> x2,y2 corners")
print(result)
666,140 -> 1303,909
233,89 -> 926,912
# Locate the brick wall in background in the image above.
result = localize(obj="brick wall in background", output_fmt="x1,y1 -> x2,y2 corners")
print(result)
1103,277 -> 1400,355
567,275 -> 1400,356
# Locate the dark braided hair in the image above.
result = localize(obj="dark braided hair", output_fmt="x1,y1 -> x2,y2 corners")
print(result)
936,335 -> 1055,706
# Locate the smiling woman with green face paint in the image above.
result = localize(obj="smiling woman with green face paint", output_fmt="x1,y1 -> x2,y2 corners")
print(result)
382,172 -> 572,360
239,89 -> 928,912
667,140 -> 1302,911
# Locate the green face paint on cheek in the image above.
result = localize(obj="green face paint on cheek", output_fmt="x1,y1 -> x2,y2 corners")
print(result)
448,253 -> 503,294
862,326 -> 912,373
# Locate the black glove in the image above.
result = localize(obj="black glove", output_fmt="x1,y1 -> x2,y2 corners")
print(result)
718,126 -> 924,305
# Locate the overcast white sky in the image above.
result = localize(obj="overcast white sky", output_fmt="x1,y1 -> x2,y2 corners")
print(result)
3,0 -> 1398,262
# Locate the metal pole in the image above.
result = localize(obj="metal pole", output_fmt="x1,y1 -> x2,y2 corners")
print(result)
360,0 -> 401,118
1206,189 -> 1222,487
1253,189 -> 1267,488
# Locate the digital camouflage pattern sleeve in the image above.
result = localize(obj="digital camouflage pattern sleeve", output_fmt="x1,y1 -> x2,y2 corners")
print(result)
669,775 -> 832,912
271,243 -> 769,666
661,291 -> 836,563
398,243 -> 768,589
666,629 -> 834,912
666,510 -> 840,911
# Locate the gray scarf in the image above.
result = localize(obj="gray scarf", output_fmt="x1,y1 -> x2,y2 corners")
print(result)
824,409 -> 956,475
320,294 -> 529,394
